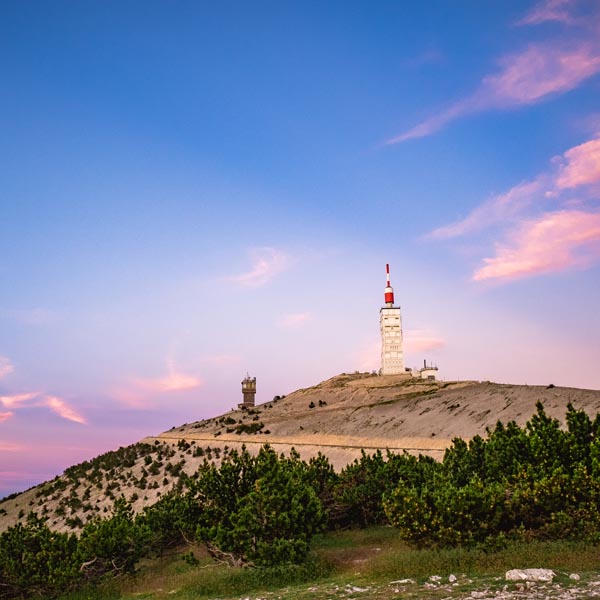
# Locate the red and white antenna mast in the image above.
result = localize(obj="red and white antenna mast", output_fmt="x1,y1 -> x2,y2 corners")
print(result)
384,263 -> 395,306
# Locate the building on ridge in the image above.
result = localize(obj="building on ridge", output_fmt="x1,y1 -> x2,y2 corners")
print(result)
419,360 -> 438,381
380,264 -> 405,374
239,374 -> 256,409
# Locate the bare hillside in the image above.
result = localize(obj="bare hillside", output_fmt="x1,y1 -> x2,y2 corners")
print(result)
1,372 -> 599,533
154,372 -> 600,465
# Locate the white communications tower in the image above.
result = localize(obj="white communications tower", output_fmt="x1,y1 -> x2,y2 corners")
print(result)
380,263 -> 404,374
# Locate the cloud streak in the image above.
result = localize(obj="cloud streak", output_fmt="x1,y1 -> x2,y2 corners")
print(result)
556,137 -> 600,189
44,396 -> 87,425
0,392 -> 86,424
387,42 -> 600,144
427,133 -> 600,282
229,247 -> 289,288
516,0 -> 577,26
114,359 -> 203,409
473,210 -> 600,281
428,133 -> 600,238
0,393 -> 39,409
404,330 -> 447,353
428,178 -> 547,240
133,359 -> 203,393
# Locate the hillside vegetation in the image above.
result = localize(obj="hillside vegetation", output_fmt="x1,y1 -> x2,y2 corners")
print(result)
4,400 -> 600,598
2,373 -> 600,533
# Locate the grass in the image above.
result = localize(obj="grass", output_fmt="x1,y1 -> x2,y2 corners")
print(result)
59,528 -> 600,600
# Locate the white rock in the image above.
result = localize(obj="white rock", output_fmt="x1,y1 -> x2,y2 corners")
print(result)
429,575 -> 442,583
390,579 -> 415,585
570,573 -> 581,581
505,568 -> 555,583
449,574 -> 457,583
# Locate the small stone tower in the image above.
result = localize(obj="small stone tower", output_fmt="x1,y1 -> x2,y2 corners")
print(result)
380,264 -> 404,374
239,374 -> 256,409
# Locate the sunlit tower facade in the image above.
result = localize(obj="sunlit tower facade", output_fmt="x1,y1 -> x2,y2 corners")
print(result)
380,264 -> 404,374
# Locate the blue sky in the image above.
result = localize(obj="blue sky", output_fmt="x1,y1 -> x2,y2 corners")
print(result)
1,0 -> 600,496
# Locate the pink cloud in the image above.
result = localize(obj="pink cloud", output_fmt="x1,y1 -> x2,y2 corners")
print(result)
387,42 -> 600,144
0,392 -> 39,409
428,134 -> 600,242
482,43 -> 600,105
516,0 -> 576,26
134,359 -> 203,393
0,356 -> 14,380
43,396 -> 87,425
229,247 -> 289,287
279,312 -> 313,328
428,178 -> 546,239
0,392 -> 86,424
0,412 -> 14,423
473,210 -> 600,281
114,359 -> 203,409
385,101 -> 470,145
404,330 -> 447,353
556,137 -> 600,189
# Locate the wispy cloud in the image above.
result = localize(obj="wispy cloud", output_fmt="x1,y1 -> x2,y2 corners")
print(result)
113,359 -> 203,409
0,393 -> 39,409
404,330 -> 447,353
516,0 -> 577,26
428,134 -> 600,282
482,43 -> 600,105
278,312 -> 313,328
44,396 -> 87,425
229,247 -> 289,288
0,357 -> 14,380
386,42 -> 600,144
133,359 -> 203,393
473,210 -> 600,281
0,412 -> 14,423
428,178 -> 547,240
427,133 -> 600,239
0,392 -> 86,424
556,136 -> 600,189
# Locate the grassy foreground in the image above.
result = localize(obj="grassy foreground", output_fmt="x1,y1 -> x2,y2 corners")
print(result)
61,527 -> 600,600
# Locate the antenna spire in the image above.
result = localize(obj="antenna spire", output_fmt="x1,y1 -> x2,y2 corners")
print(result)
384,263 -> 395,306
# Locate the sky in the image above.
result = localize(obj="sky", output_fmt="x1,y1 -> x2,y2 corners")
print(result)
1,0 -> 600,496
